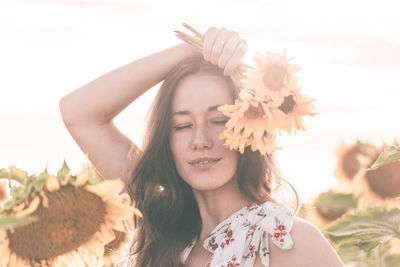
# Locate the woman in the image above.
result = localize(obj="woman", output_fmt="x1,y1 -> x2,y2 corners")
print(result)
59,26 -> 344,267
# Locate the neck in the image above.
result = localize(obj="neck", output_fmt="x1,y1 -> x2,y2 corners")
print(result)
192,176 -> 252,243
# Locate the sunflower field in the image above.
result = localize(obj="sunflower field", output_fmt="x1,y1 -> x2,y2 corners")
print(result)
299,139 -> 400,267
1,139 -> 399,266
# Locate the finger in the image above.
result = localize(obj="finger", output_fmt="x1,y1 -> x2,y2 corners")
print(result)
224,40 -> 248,76
211,38 -> 226,65
217,33 -> 240,72
210,28 -> 229,65
203,27 -> 218,62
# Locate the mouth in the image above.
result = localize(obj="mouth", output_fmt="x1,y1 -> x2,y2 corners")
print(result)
188,158 -> 222,169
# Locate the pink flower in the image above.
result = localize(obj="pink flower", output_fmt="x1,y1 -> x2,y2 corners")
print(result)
273,232 -> 281,239
277,224 -> 286,231
227,230 -> 233,237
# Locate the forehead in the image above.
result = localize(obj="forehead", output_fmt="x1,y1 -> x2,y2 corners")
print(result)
171,74 -> 234,113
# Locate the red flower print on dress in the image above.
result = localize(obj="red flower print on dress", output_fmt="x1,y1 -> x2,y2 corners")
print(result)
212,243 -> 218,250
221,229 -> 236,248
183,201 -> 294,267
273,232 -> 281,239
227,230 -> 233,237
223,255 -> 240,267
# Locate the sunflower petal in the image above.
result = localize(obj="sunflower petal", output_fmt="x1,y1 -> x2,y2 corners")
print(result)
16,195 -> 40,216
84,179 -> 124,201
46,175 -> 60,192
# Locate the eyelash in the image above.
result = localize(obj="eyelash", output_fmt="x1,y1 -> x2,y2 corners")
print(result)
174,120 -> 228,131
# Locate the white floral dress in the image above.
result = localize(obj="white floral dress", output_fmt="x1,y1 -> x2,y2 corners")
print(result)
180,201 -> 294,267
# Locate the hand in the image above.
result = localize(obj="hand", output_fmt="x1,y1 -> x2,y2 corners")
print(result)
202,27 -> 248,77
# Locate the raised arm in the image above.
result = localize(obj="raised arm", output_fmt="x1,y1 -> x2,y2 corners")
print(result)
59,26 -> 247,189
59,42 -> 200,186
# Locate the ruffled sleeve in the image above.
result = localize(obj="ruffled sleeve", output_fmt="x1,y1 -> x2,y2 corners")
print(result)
259,202 -> 294,250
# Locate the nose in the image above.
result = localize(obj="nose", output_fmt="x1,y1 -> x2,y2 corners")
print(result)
191,125 -> 213,151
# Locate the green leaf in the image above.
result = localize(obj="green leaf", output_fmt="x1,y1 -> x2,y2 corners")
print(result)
323,207 -> 400,252
87,165 -> 101,185
7,165 -> 29,184
32,168 -> 49,191
337,245 -> 377,266
56,160 -> 70,182
0,215 -> 37,229
357,140 -> 378,156
315,192 -> 358,213
0,168 -> 9,179
367,146 -> 400,171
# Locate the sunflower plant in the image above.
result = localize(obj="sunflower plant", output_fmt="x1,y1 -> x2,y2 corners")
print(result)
175,23 -> 318,155
0,161 -> 141,267
323,206 -> 400,267
317,139 -> 400,266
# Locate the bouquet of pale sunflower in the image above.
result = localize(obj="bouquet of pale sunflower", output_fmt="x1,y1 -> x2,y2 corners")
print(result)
175,23 -> 319,155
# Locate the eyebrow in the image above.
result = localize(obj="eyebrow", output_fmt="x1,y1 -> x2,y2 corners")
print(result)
172,105 -> 221,116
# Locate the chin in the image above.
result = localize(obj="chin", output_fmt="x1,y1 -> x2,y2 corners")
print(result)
185,173 -> 235,192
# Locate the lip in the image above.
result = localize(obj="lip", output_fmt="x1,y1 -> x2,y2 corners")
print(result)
188,157 -> 222,170
188,157 -> 222,164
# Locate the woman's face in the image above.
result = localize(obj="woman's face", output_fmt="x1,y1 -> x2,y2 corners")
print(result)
169,73 -> 239,192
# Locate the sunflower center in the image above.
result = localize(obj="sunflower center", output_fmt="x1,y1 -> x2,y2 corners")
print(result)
243,103 -> 264,119
342,146 -> 362,180
8,184 -> 107,260
365,160 -> 400,198
278,95 -> 296,114
262,64 -> 287,91
316,207 -> 346,221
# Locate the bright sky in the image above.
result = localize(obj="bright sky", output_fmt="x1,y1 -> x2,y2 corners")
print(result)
0,0 -> 399,202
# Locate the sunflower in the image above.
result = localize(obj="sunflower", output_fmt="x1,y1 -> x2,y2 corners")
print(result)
103,230 -> 132,267
333,140 -> 377,188
302,191 -> 358,231
277,90 -> 319,135
0,162 -> 142,267
242,49 -> 301,107
103,200 -> 137,266
351,139 -> 400,208
174,23 -> 317,155
218,90 -> 285,155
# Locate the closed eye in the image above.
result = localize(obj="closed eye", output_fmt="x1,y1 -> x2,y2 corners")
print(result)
212,120 -> 228,124
174,124 -> 192,130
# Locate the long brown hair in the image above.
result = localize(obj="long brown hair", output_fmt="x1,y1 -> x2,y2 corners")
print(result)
127,55 -> 299,266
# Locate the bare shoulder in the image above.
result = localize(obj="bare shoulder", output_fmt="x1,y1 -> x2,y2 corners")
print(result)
268,217 -> 345,267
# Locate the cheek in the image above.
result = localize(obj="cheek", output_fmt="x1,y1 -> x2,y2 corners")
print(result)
169,133 -> 187,163
227,151 -> 239,169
